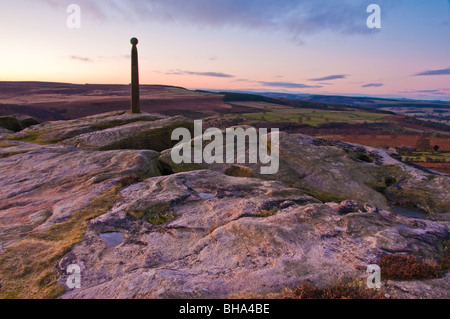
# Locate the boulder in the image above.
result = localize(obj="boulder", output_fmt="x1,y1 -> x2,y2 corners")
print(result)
160,131 -> 450,219
57,170 -> 449,299
0,142 -> 162,248
10,111 -> 166,144
1,114 -> 449,299
0,115 -> 39,132
63,115 -> 194,152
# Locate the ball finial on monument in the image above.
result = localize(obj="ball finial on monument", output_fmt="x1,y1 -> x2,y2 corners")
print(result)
130,37 -> 140,113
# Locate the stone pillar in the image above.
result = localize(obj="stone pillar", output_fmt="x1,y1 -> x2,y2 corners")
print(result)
130,37 -> 140,114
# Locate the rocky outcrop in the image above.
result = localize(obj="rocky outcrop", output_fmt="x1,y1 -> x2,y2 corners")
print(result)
160,131 -> 450,220
63,116 -> 193,152
8,111 -> 193,152
0,111 -> 448,299
10,111 -> 165,144
58,170 -> 449,299
0,141 -> 161,248
0,115 -> 39,132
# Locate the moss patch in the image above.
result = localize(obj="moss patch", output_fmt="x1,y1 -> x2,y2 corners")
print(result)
147,211 -> 177,225
254,209 -> 278,218
127,203 -> 177,225
8,130 -> 60,145
0,141 -> 18,148
301,188 -> 346,203
225,165 -> 259,178
368,175 -> 398,195
0,151 -> 30,159
0,184 -> 122,299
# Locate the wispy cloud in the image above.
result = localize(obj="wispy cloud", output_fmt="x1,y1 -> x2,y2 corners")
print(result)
232,78 -> 252,83
362,83 -> 383,88
43,0 -> 109,20
41,0 -> 386,43
415,67 -> 450,76
68,55 -> 93,63
259,81 -> 321,89
400,89 -> 448,95
166,70 -> 234,78
309,74 -> 347,81
416,89 -> 441,93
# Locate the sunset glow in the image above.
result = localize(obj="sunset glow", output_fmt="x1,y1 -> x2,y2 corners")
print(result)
0,0 -> 449,100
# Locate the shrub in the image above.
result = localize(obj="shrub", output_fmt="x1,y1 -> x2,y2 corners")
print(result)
379,255 -> 441,281
281,281 -> 386,299
415,136 -> 431,151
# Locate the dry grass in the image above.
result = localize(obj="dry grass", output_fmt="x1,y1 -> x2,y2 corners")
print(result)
379,254 -> 441,281
0,184 -> 121,299
232,280 -> 386,300
0,141 -> 19,148
280,280 -> 386,299
8,130 -> 59,145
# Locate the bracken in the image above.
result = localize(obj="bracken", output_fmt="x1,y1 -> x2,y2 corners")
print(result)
379,254 -> 441,281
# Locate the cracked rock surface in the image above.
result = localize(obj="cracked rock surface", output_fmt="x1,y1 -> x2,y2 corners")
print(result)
0,111 -> 448,299
59,170 -> 449,299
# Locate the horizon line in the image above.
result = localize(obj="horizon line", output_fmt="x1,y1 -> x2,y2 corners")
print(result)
1,80 -> 450,103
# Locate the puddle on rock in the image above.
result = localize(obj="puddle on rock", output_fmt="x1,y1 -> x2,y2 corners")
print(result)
392,207 -> 428,220
99,232 -> 124,247
198,192 -> 216,199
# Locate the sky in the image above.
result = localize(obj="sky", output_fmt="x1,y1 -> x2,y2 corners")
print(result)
0,0 -> 449,100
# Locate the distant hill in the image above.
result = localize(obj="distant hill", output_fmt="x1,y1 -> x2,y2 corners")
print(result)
1,81 -> 449,174
301,95 -> 450,109
0,81 -> 228,121
0,81 -> 448,126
